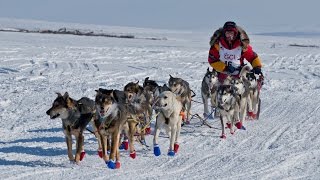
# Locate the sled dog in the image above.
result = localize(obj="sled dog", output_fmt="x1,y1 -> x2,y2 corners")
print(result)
168,75 -> 192,122
143,77 -> 159,98
201,67 -> 219,118
123,81 -> 152,158
217,84 -> 240,139
153,91 -> 183,156
94,88 -> 128,169
46,92 -> 96,164
246,71 -> 260,119
230,65 -> 252,128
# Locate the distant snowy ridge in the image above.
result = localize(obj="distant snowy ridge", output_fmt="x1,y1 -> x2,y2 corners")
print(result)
0,27 -> 167,41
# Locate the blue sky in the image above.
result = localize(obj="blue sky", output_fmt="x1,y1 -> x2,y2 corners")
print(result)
0,0 -> 319,32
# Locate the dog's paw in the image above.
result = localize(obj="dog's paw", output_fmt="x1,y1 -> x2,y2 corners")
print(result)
174,143 -> 179,153
106,160 -> 116,169
119,140 -> 129,150
80,150 -> 86,161
115,161 -> 121,169
167,150 -> 175,156
220,134 -> 226,139
145,127 -> 151,135
130,151 -> 136,159
153,144 -> 161,156
248,112 -> 257,119
235,122 -> 243,129
98,149 -> 103,158
226,123 -> 231,129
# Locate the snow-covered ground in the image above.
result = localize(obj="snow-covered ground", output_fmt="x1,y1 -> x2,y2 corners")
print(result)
0,19 -> 320,180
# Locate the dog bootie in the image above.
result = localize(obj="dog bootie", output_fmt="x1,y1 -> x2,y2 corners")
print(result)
145,127 -> 151,135
220,134 -> 226,139
98,149 -> 103,158
235,122 -> 243,129
106,160 -> 116,169
248,112 -> 257,120
130,151 -> 136,159
119,140 -> 129,150
80,150 -> 86,161
174,143 -> 179,153
154,144 -> 161,156
168,150 -> 175,156
115,161 -> 121,169
226,122 -> 231,129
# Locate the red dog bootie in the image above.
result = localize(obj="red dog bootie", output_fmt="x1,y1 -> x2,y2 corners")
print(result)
115,161 -> 121,169
174,143 -> 179,153
145,127 -> 151,135
80,150 -> 86,161
226,122 -> 231,129
235,121 -> 243,129
248,111 -> 257,119
122,140 -> 129,150
130,151 -> 136,159
98,149 -> 103,158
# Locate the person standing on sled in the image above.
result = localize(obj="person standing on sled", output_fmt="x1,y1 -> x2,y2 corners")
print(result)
207,21 -> 263,119
208,21 -> 263,81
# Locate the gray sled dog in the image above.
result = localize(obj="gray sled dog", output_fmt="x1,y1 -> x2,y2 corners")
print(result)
217,84 -> 240,139
230,65 -> 252,129
201,67 -> 219,119
94,88 -> 128,169
46,92 -> 96,164
246,71 -> 261,120
168,75 -> 192,123
153,91 -> 183,156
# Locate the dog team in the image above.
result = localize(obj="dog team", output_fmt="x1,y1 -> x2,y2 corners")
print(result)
46,66 -> 262,169
46,75 -> 193,169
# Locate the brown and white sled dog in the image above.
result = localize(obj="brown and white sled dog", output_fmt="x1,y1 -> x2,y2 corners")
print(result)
153,91 -> 183,156
168,75 -> 192,123
46,92 -> 96,164
95,88 -> 128,169
201,67 -> 219,119
123,81 -> 152,159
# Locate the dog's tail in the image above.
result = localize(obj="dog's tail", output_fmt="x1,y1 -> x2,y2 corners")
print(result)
239,64 -> 252,77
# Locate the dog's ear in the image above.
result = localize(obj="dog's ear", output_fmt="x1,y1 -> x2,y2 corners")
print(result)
112,90 -> 120,102
207,67 -> 210,73
169,74 -> 173,79
66,97 -> 76,109
63,92 -> 69,99
145,77 -> 149,81
56,92 -> 62,97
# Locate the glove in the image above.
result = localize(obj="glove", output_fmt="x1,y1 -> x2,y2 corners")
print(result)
225,64 -> 236,73
252,67 -> 262,74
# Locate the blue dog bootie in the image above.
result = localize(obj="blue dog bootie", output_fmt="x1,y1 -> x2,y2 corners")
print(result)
154,144 -> 161,156
167,150 -> 175,156
106,160 -> 116,169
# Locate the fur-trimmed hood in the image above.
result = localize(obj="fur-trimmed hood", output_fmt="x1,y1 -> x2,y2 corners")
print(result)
209,26 -> 250,49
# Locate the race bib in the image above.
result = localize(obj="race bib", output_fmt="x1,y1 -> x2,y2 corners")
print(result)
219,42 -> 242,75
